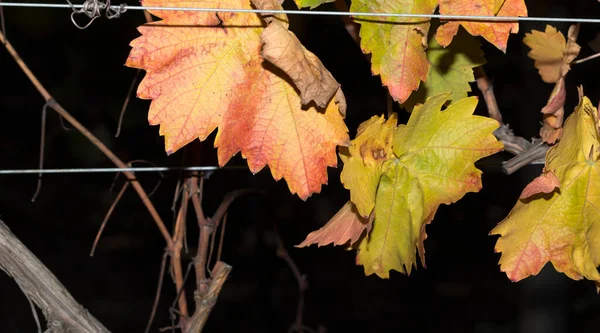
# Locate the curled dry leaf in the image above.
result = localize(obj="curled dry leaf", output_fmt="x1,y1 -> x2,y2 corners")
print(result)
297,201 -> 373,247
252,0 -> 345,113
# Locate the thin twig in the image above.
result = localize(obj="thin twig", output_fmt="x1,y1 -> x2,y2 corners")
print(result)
0,30 -> 173,249
273,222 -> 309,333
216,212 -> 227,263
573,52 -> 600,65
25,292 -> 42,333
90,181 -> 130,256
475,67 -> 503,124
31,102 -> 48,202
115,70 -> 141,137
172,181 -> 190,323
144,251 -> 169,333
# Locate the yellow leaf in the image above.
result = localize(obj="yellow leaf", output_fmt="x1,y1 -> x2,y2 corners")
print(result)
125,0 -> 349,200
523,25 -> 581,83
491,94 -> 600,288
339,114 -> 397,217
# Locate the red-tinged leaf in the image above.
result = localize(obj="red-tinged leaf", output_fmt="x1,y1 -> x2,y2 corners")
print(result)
297,201 -> 373,247
519,170 -> 560,199
350,0 -> 438,103
125,0 -> 349,200
436,0 -> 527,52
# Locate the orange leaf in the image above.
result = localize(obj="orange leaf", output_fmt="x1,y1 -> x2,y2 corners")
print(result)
436,0 -> 527,52
297,201 -> 373,247
125,0 -> 349,199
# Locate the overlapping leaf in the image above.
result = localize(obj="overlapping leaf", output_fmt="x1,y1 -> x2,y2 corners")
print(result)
126,0 -> 348,199
301,94 -> 503,278
350,0 -> 438,103
491,94 -> 600,290
436,0 -> 528,52
403,30 -> 485,112
523,25 -> 580,143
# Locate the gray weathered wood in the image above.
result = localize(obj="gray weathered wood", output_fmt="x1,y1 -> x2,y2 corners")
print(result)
0,218 -> 111,333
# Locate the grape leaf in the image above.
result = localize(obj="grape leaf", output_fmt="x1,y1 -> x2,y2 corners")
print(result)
253,0 -> 345,110
523,24 -> 580,143
350,0 -> 438,103
402,29 -> 485,112
340,113 -> 398,217
125,0 -> 349,200
297,201 -> 373,247
523,25 -> 580,84
491,94 -> 600,290
436,0 -> 527,52
301,94 -> 502,278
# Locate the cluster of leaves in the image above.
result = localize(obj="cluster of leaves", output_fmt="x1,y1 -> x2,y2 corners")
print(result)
125,0 -> 600,290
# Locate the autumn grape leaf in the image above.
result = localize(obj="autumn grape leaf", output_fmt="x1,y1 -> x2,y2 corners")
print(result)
297,201 -> 373,247
523,25 -> 580,83
350,0 -> 438,103
436,0 -> 528,52
301,94 -> 502,278
524,24 -> 581,143
402,29 -> 485,112
253,0 -> 345,111
125,0 -> 349,200
491,94 -> 600,289
340,113 -> 398,217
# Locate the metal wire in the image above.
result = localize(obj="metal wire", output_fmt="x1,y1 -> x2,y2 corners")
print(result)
2,2 -> 600,23
0,166 -> 247,175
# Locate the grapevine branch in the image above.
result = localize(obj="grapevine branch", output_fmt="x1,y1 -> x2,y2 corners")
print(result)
474,67 -> 548,174
0,218 -> 110,333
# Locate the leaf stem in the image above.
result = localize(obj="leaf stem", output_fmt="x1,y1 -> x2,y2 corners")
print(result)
572,52 -> 600,65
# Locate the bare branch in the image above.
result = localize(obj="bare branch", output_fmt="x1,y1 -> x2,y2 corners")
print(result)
185,261 -> 232,333
0,218 -> 111,333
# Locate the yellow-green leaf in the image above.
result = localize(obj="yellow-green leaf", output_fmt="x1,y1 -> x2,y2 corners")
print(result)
491,94 -> 600,289
340,114 -> 397,217
357,161 -> 424,277
350,0 -> 438,103
357,94 -> 502,277
402,30 -> 486,112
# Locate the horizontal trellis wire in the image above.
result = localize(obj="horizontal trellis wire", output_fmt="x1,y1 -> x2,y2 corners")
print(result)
1,2 -> 600,23
0,166 -> 248,174
0,1 -> 573,175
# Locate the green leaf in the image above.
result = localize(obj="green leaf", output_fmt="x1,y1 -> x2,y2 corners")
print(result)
402,29 -> 486,112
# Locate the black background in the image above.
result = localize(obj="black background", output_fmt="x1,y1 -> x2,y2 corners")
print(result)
2,0 -> 600,332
